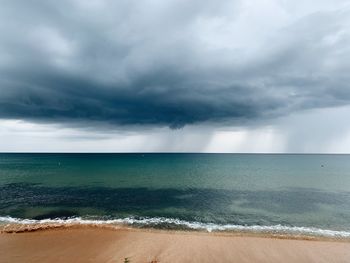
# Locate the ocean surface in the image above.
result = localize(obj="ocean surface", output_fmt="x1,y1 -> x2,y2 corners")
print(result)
1,153 -> 350,237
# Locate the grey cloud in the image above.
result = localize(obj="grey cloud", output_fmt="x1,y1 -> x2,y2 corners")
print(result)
0,0 -> 350,128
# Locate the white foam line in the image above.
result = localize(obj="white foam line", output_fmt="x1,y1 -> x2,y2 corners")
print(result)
1,216 -> 350,238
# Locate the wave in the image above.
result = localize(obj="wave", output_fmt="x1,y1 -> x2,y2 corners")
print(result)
1,216 -> 350,238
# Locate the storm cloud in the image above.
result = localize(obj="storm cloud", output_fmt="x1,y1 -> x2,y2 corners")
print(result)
1,0 -> 350,128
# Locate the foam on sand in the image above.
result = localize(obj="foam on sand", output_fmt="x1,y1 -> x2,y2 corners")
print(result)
1,216 -> 350,238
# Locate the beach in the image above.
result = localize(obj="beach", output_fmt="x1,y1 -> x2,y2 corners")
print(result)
1,226 -> 350,263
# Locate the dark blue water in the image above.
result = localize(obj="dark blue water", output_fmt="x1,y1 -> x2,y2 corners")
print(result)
1,153 -> 350,236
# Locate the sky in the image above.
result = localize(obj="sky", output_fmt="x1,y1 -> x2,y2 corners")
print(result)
1,0 -> 350,153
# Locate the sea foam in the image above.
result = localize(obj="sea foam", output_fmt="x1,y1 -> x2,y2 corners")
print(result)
1,216 -> 350,238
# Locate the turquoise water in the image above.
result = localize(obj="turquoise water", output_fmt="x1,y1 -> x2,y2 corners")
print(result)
1,153 -> 350,236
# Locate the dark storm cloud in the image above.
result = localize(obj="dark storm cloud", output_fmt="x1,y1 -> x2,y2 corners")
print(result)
0,0 -> 350,128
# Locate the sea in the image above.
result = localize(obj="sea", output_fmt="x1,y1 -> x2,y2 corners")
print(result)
1,153 -> 350,238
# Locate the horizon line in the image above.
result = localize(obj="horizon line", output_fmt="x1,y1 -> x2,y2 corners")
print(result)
1,152 -> 350,155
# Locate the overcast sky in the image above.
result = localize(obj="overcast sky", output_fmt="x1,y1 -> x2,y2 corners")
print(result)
1,0 -> 350,152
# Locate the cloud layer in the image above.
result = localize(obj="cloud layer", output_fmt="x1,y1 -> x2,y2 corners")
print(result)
1,0 -> 350,128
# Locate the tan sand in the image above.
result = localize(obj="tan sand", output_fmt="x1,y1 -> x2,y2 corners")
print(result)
0,226 -> 350,263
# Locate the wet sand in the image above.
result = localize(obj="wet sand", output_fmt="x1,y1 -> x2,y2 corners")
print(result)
1,226 -> 350,263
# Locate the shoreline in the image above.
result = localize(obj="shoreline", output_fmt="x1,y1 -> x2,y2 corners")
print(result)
1,222 -> 350,243
1,225 -> 350,262
2,215 -> 350,240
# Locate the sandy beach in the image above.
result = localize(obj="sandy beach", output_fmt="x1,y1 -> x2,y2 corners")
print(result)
1,226 -> 350,263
